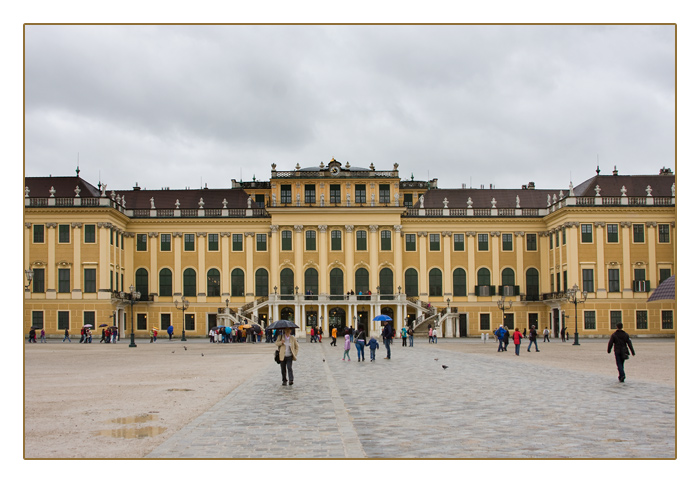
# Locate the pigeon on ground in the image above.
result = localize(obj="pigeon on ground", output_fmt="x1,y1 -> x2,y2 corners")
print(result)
201,353 -> 204,357
171,351 -> 175,353
184,346 -> 187,350
442,365 -> 448,370
434,358 -> 439,361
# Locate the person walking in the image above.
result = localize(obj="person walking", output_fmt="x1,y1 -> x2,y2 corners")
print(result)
100,328 -> 106,343
408,327 -> 414,347
527,325 -> 540,352
167,324 -> 174,341
401,326 -> 408,347
543,328 -> 550,342
331,326 -> 337,346
63,328 -> 71,343
310,326 -> 315,343
355,325 -> 366,362
40,328 -> 46,343
149,328 -> 154,343
495,325 -> 506,352
29,328 -> 36,343
342,330 -> 351,361
428,326 -> 433,344
607,322 -> 635,382
368,336 -> 379,361
561,326 -> 566,342
382,321 -> 393,359
275,327 -> 299,386
318,326 -> 323,343
512,327 -> 523,356
502,326 -> 510,351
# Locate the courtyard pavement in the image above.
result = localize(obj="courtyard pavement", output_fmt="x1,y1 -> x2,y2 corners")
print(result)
146,338 -> 675,459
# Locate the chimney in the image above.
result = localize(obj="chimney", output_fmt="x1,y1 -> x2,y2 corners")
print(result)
133,182 -> 141,191
612,166 -> 618,176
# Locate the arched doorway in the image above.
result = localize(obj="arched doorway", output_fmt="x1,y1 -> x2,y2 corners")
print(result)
280,307 -> 294,321
329,307 -> 346,333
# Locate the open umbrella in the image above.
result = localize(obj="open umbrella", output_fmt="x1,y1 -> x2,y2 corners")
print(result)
83,324 -> 93,328
647,275 -> 675,302
267,320 -> 300,330
373,314 -> 393,322
99,324 -> 108,327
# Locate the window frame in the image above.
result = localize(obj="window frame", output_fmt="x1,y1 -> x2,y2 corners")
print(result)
231,233 -> 243,252
581,224 -> 593,243
502,233 -> 513,251
305,230 -> 316,251
582,268 -> 594,293
304,184 -> 316,204
32,268 -> 45,293
58,224 -> 70,243
329,184 -> 341,204
526,233 -> 537,251
380,230 -> 392,251
610,310 -> 622,330
633,223 -> 645,243
478,233 -> 489,251
356,230 -> 367,251
84,268 -> 97,293
379,184 -> 390,204
136,234 -> 148,251
607,224 -> 619,243
160,233 -> 172,252
58,268 -> 70,293
658,224 -> 670,243
583,310 -> 596,330
405,233 -> 416,252
453,233 -> 464,251
331,230 -> 342,251
280,184 -> 292,204
355,184 -> 366,204
608,268 -> 620,293
256,233 -> 267,252
636,310 -> 648,330
33,224 -> 45,243
429,233 -> 440,251
208,233 -> 219,252
231,268 -> 245,297
281,230 -> 293,251
84,224 -> 96,243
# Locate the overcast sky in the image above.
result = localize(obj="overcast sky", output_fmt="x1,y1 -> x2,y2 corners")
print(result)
24,24 -> 675,191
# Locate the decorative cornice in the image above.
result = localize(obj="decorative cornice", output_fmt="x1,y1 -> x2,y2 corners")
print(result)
514,232 -> 525,237
594,222 -> 606,227
149,232 -> 159,238
220,232 -> 231,237
620,221 -> 632,228
369,225 -> 379,233
318,225 -> 327,233
244,232 -> 255,237
71,222 -> 83,228
173,232 -> 183,238
442,231 -> 452,237
345,225 -> 354,232
46,222 -> 57,228
465,232 -> 476,237
646,221 -> 657,227
294,225 -> 304,233
490,231 -> 501,237
196,232 -> 207,237
270,225 -> 279,233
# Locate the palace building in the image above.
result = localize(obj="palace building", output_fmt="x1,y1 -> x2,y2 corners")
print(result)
23,158 -> 676,339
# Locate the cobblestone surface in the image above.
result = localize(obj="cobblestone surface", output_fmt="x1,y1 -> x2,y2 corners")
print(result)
147,340 -> 675,459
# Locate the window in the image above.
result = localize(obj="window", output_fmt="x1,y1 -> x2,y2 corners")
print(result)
255,269 -> 268,296
661,311 -> 674,330
582,269 -> 594,293
330,184 -> 341,204
555,231 -> 559,247
556,272 -> 561,292
659,269 -> 672,283
355,184 -> 366,204
231,234 -> 242,252
33,224 -> 44,243
59,224 -> 70,243
633,224 -> 645,243
256,233 -> 267,251
480,313 -> 491,331
185,313 -> 195,331
379,184 -> 390,203
405,234 -> 416,251
330,268 -> 344,299
584,311 -> 596,330
231,268 -> 244,296
280,185 -> 292,204
528,313 -> 539,330
379,268 -> 394,297
549,233 -> 553,249
526,233 -> 537,251
453,268 -> 467,296
137,234 -> 148,251
502,233 -> 513,251
526,268 -> 539,300
161,234 -> 171,251
208,234 -> 219,251
607,224 -> 618,243
137,313 -> 147,331
501,268 -> 515,287
305,231 -> 316,251
116,232 -> 120,248
356,230 -> 367,251
454,234 -> 464,251
331,230 -> 342,250
633,268 -> 648,292
207,269 -> 220,296
84,224 -> 96,243
58,311 -> 70,330
183,268 -> 196,297
304,268 -> 318,296
477,268 -> 491,292
255,194 -> 265,208
160,313 -> 171,331
429,268 -> 442,296
159,269 -> 172,296
478,234 -> 489,251
404,268 -> 418,297
658,224 -> 670,243
135,268 -> 149,295
58,268 -> 70,293
581,224 -> 593,243
281,230 -> 292,251
381,230 -> 392,250
610,310 -> 622,330
305,185 -> 316,204
84,269 -> 96,293
429,234 -> 440,251
608,269 -> 620,292
636,310 -> 648,330
280,268 -> 294,299
563,270 -> 568,292
32,268 -> 45,293
83,311 -> 95,328
110,228 -> 114,245
562,228 -> 566,245
355,268 -> 369,295
403,193 -> 413,208
32,311 -> 44,330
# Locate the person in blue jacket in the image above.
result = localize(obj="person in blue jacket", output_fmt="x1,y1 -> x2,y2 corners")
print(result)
368,336 -> 380,361
495,325 -> 506,352
167,324 -> 174,341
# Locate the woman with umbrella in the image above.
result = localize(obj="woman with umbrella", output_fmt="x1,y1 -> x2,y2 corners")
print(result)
270,320 -> 299,386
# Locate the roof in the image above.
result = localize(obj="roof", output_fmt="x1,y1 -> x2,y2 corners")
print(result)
573,174 -> 675,198
417,187 -> 556,209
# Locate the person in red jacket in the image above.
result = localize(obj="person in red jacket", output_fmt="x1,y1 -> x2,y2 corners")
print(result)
512,328 -> 523,356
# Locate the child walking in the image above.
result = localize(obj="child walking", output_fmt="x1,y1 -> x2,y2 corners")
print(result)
342,330 -> 351,361
368,336 -> 379,361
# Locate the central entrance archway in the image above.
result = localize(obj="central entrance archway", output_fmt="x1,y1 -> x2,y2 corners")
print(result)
329,307 -> 346,333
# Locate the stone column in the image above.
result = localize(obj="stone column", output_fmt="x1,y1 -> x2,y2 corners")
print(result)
466,232 -> 476,300
646,222 -> 658,288
418,232 -> 428,296
344,225 -> 354,292
245,232 -> 255,301
72,223 -> 82,298
270,225 -> 280,291
594,222 -> 607,297
318,225 -> 328,295
294,225 -> 304,290
196,232 -> 206,301
173,233 -> 183,296
620,222 -> 632,295
369,225 -> 379,291
443,231 -> 452,297
491,232 -> 501,291
220,232 -> 230,298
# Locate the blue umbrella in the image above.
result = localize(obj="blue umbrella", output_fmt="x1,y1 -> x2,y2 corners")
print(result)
373,314 -> 392,322
225,326 -> 232,334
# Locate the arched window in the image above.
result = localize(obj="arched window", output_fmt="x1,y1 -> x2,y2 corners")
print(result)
477,268 -> 491,286
330,268 -> 344,300
231,268 -> 244,297
304,268 -> 318,296
453,268 -> 467,296
502,268 -> 515,286
255,268 -> 269,297
405,268 -> 419,297
183,268 -> 196,296
207,269 -> 220,297
135,268 -> 148,295
526,268 -> 540,301
159,268 -> 172,296
379,268 -> 393,298
355,268 -> 369,297
280,268 -> 295,300
429,268 -> 442,296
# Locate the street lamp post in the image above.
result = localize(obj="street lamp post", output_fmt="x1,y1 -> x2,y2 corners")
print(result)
566,283 -> 587,346
497,295 -> 513,327
128,284 -> 141,348
175,294 -> 190,341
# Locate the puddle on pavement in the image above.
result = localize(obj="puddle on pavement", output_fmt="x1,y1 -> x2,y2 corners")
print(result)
95,426 -> 167,439
109,414 -> 158,424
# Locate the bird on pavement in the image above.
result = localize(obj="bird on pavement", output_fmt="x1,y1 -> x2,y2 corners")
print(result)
442,365 -> 448,370
183,346 -> 187,350
201,353 -> 204,357
434,358 -> 439,361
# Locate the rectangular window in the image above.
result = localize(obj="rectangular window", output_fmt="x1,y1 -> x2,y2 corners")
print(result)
479,313 -> 491,331
32,268 -> 45,293
582,269 -> 594,293
581,224 -> 593,243
110,270 -> 114,291
331,230 -> 342,250
185,313 -> 195,331
563,270 -> 568,292
58,311 -> 70,330
555,231 -> 559,247
356,230 -> 367,251
636,310 -> 648,330
58,224 -> 70,243
160,313 -> 171,331
305,185 -> 316,204
381,230 -> 391,250
184,233 -> 195,251
659,269 -> 671,283
208,233 -> 219,251
528,313 -> 539,330
403,193 -> 413,208
562,228 -> 566,245
379,184 -> 390,203
526,233 -> 537,251
83,311 -> 95,328
584,310 -> 596,330
429,234 -> 440,251
58,268 -> 70,293
607,224 -> 619,243
280,185 -> 292,204
161,233 -> 171,251
633,224 -> 645,243
136,234 -> 148,251
231,234 -> 243,251
478,234 -> 489,251
405,234 -> 416,251
110,228 -> 114,245
84,268 -> 96,293
502,233 -> 513,251
32,311 -> 44,329
256,233 -> 267,251
661,310 -> 674,330
330,184 -> 341,204
453,233 -> 464,251
255,194 -> 265,208
116,230 -> 119,248
137,313 -> 147,331
608,269 -> 620,292
658,224 -> 670,243
355,184 -> 366,204
33,224 -> 45,243
305,231 -> 316,251
610,310 -> 622,330
549,233 -> 553,249
281,230 -> 292,251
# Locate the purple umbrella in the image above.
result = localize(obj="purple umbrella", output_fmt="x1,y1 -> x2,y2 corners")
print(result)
647,275 -> 675,302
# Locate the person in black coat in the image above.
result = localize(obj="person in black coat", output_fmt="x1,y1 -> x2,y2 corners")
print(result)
607,322 -> 635,382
